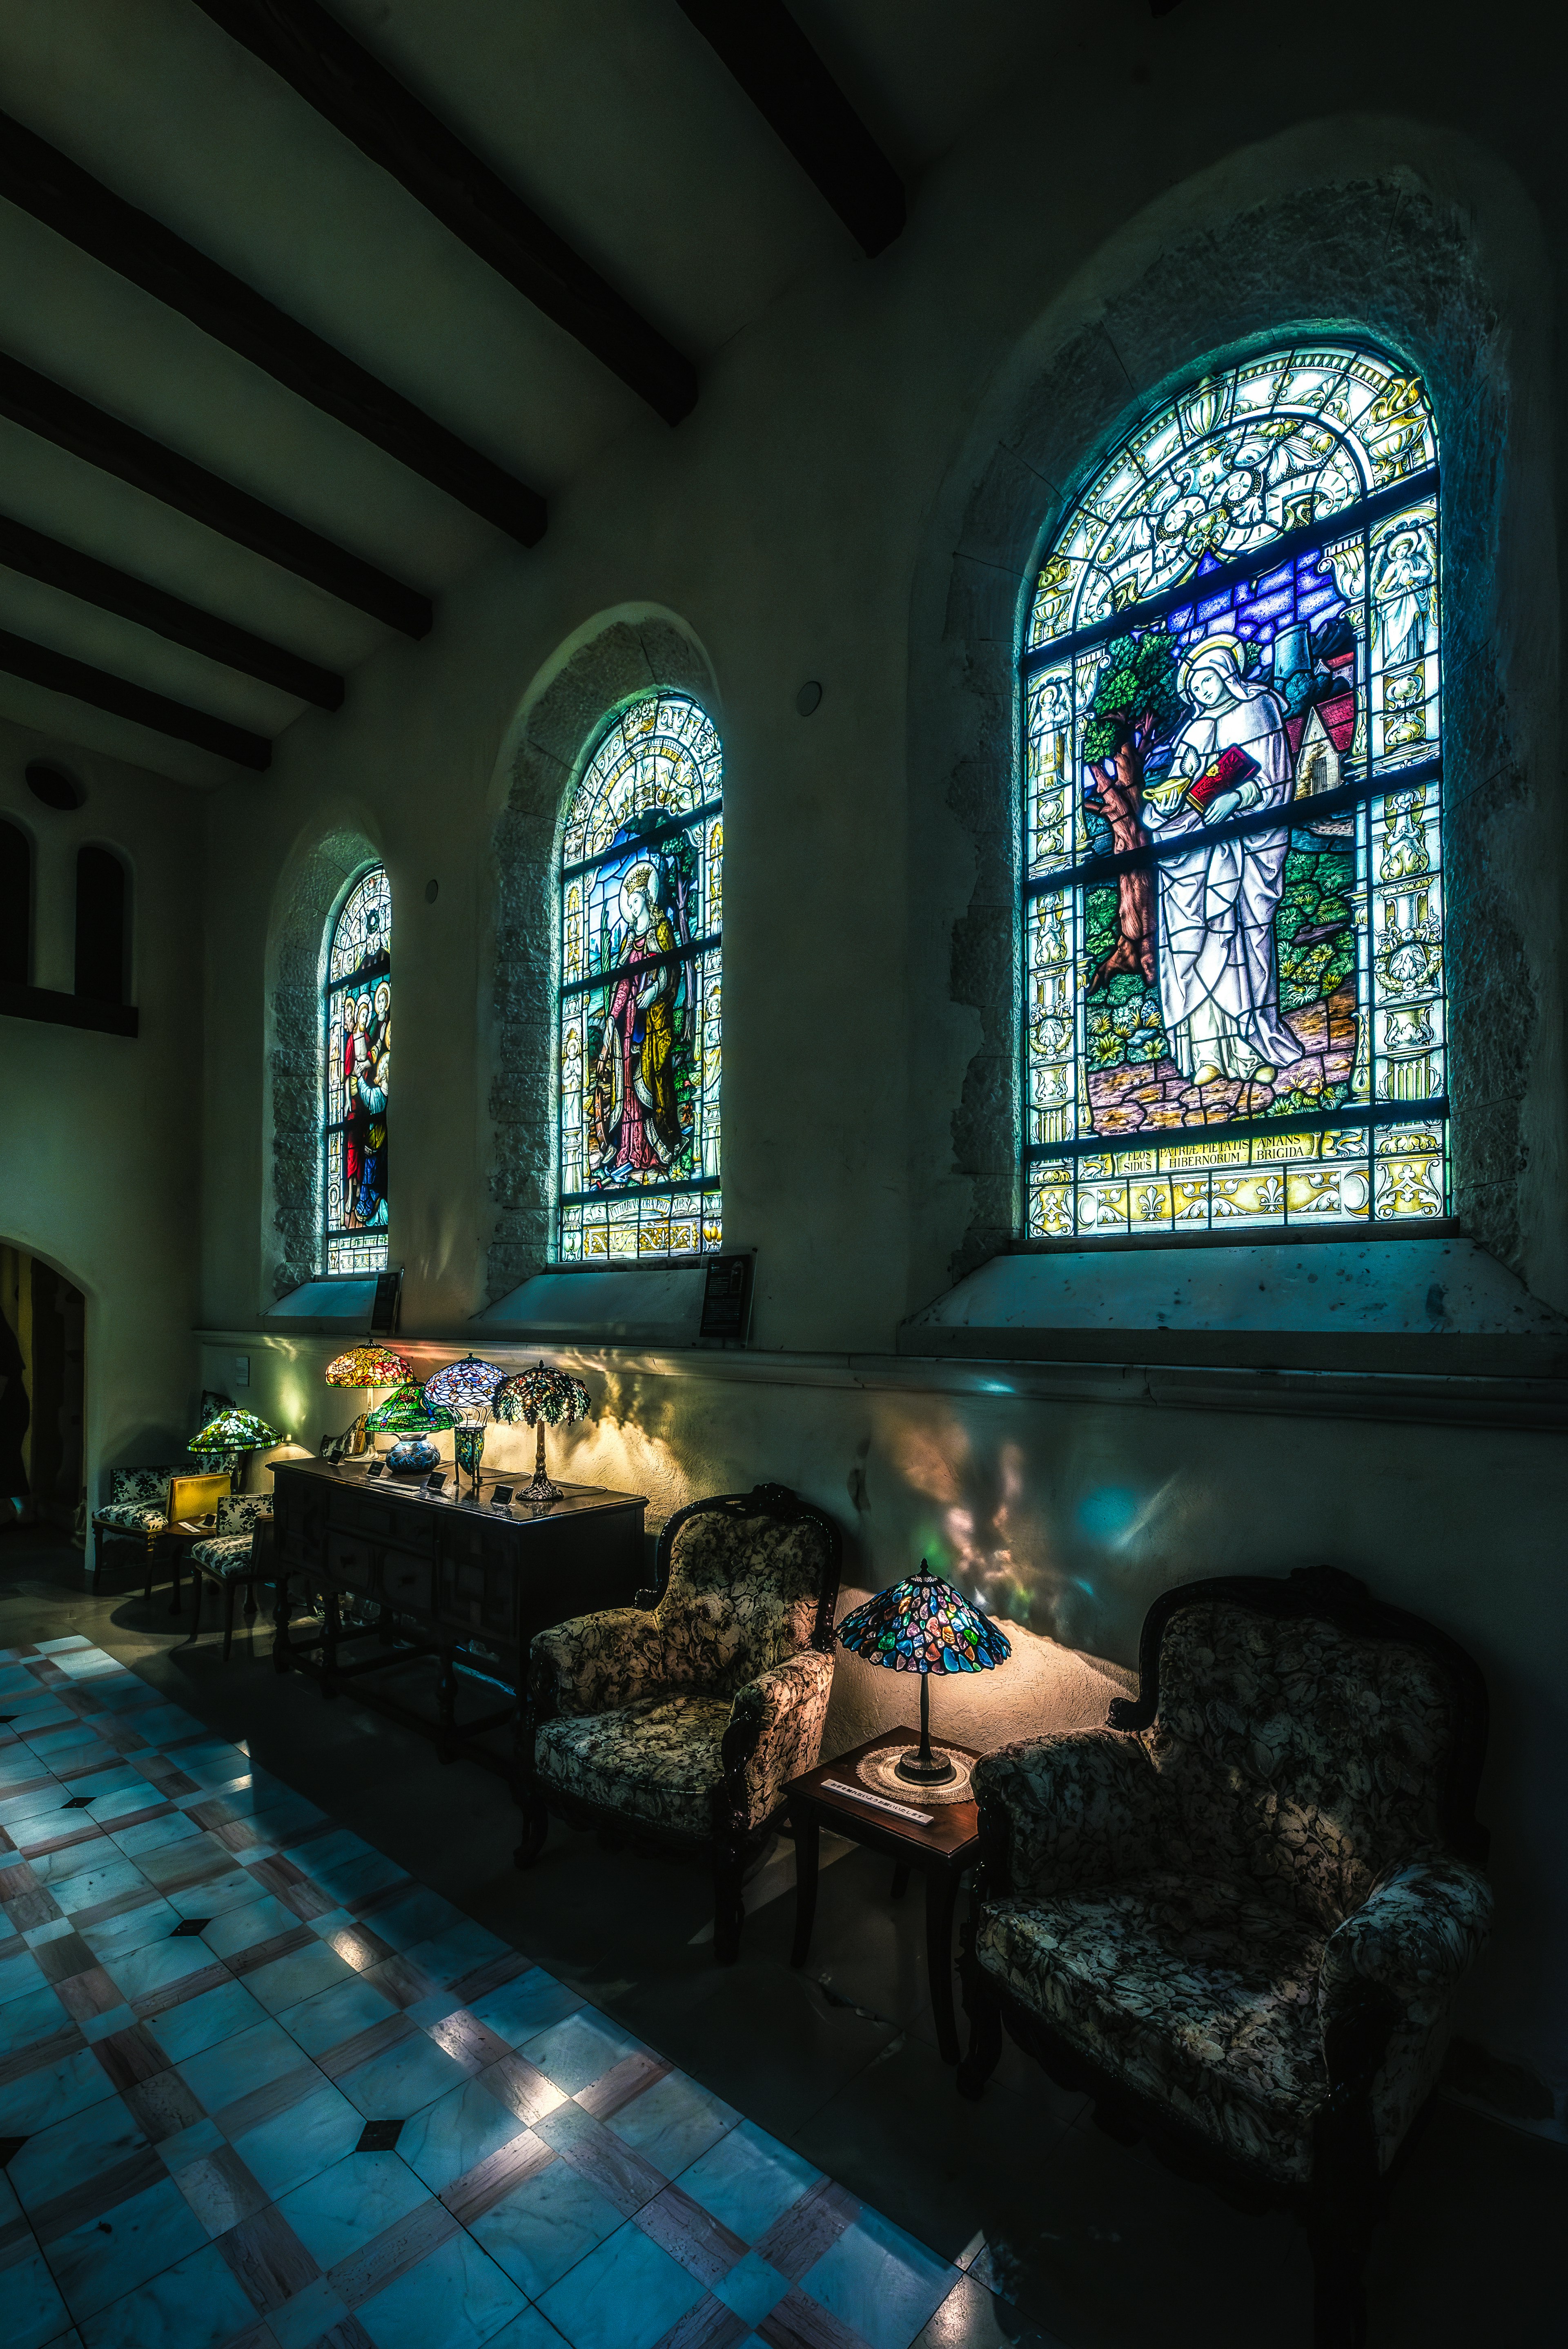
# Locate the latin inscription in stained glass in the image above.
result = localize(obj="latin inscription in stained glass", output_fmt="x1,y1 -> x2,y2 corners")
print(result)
558,694 -> 722,1262
323,864 -> 390,1275
1022,346 -> 1444,1237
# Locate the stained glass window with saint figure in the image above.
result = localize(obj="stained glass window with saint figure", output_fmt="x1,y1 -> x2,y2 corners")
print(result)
323,864 -> 391,1275
558,693 -> 722,1262
1022,344 -> 1443,1239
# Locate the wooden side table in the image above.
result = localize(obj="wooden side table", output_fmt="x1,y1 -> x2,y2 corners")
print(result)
786,1728 -> 980,2064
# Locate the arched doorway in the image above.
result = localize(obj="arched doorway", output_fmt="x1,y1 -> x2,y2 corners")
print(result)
0,1245 -> 87,1536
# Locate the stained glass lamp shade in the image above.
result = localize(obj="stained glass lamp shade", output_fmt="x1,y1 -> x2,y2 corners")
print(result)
363,1384 -> 456,1435
324,1347 -> 410,1392
423,1355 -> 505,1417
190,1409 -> 279,1491
493,1364 -> 592,1504
837,1564 -> 1011,1785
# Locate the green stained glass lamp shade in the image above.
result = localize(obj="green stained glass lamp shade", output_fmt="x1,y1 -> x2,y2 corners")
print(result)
492,1363 -> 592,1505
190,1409 -> 278,1455
837,1565 -> 1011,1786
364,1383 -> 457,1435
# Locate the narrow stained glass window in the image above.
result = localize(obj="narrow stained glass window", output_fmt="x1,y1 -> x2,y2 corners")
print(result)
557,693 -> 722,1263
323,864 -> 391,1275
1021,344 -> 1444,1239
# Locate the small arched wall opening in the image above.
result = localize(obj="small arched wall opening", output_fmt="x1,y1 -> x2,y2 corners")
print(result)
265,820 -> 383,1301
74,842 -> 130,1007
909,119 -> 1561,1302
482,606 -> 719,1304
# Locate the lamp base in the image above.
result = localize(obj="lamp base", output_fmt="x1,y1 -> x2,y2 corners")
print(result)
521,1472 -> 562,1505
859,1744 -> 975,1804
893,1745 -> 958,1786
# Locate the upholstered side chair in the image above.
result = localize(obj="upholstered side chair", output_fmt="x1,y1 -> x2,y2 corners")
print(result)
958,1565 -> 1492,2349
518,1483 -> 842,1961
188,1495 -> 274,1661
90,1468 -> 174,1596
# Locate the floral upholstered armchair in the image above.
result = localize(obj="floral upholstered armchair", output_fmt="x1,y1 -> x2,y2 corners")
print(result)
189,1495 -> 274,1662
958,1566 -> 1492,2349
91,1468 -> 174,1593
518,1484 -> 842,1961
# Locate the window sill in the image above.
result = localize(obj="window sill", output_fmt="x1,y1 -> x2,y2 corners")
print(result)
0,981 -> 137,1037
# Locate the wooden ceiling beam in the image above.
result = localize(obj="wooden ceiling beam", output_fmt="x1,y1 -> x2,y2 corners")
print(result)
194,0 -> 697,426
0,110 -> 546,545
675,2 -> 904,258
0,352 -> 432,637
0,625 -> 271,769
0,512 -> 343,710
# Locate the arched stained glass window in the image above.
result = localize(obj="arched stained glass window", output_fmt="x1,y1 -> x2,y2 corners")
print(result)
557,693 -> 722,1262
1022,343 -> 1443,1239
323,864 -> 391,1275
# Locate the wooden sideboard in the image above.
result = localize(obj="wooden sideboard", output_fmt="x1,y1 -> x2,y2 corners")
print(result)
270,1457 -> 646,1781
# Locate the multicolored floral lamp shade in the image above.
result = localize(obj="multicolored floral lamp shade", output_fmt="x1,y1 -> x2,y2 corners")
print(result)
422,1355 -> 505,1415
837,1565 -> 1011,1786
323,1346 -> 410,1390
492,1363 -> 592,1505
363,1384 -> 457,1435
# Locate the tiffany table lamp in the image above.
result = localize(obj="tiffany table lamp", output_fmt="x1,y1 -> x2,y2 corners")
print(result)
190,1409 -> 279,1494
363,1383 -> 455,1475
493,1363 -> 592,1504
324,1345 -> 410,1457
837,1562 -> 1011,1787
424,1356 -> 506,1491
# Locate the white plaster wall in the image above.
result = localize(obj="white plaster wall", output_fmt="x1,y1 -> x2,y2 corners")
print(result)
0,716 -> 201,1488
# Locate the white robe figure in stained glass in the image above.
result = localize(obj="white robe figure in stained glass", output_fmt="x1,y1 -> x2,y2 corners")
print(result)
1143,636 -> 1298,1083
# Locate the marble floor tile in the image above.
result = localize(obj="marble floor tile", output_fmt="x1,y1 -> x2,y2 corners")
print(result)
713,2249 -> 792,2328
399,1917 -> 512,1989
677,2124 -> 825,2249
178,2017 -> 308,2115
523,2012 -> 649,2099
198,1894 -> 304,1962
0,1980 -> 69,2052
0,1943 -> 47,2003
79,1900 -> 183,1969
799,2206 -> 958,2349
469,1970 -> 584,2050
56,1860 -> 157,1918
145,1977 -> 268,2066
77,2237 -> 259,2349
336,2024 -> 474,2120
358,1886 -> 467,1956
269,2270 -> 351,2349
537,2218 -> 708,2349
276,1972 -> 398,2059
277,2148 -> 435,2273
99,1933 -> 217,2006
45,2173 -> 209,2319
604,2073 -> 737,2181
229,2077 -> 364,2203
0,2043 -> 115,2142
0,2236 -> 75,2349
243,1937 -> 359,2016
467,2159 -> 627,2300
398,2075 -> 532,2197
108,1811 -> 202,1860
355,2224 -> 529,2349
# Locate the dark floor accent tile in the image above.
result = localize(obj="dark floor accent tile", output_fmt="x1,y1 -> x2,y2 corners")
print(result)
635,2181 -> 749,2287
1,1879 -> 60,1932
355,2119 -> 403,2153
655,2299 -> 752,2349
440,2127 -> 553,2229
171,2143 -> 273,2239
317,2013 -> 414,2081
358,1952 -> 435,2007
31,2146 -> 167,2244
56,1964 -> 123,2022
125,2070 -> 209,2144
759,2286 -> 873,2349
0,2135 -> 25,2167
445,1950 -> 531,2008
60,1795 -> 95,1810
328,2194 -> 457,2309
318,2315 -> 378,2349
172,1918 -> 213,1936
69,1882 -> 163,1930
93,2021 -> 174,2090
755,2180 -> 860,2283
22,1823 -> 106,1858
218,2200 -> 323,2311
227,1926 -> 317,1978
422,2006 -> 513,2077
101,1801 -> 176,1838
0,2021 -> 85,2086
485,2050 -> 566,2127
31,1929 -> 97,1985
213,2064 -> 323,2144
133,1960 -> 233,2019
578,2050 -> 673,2122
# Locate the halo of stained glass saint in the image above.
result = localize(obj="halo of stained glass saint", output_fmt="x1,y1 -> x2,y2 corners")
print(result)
323,863 -> 391,1276
1022,344 -> 1445,1238
557,693 -> 723,1265
837,1566 -> 1011,1787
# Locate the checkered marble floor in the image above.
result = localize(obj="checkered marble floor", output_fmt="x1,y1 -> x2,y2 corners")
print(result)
0,1639 -> 978,2349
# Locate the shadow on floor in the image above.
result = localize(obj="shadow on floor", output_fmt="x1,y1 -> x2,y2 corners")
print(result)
4,1524 -> 1560,2349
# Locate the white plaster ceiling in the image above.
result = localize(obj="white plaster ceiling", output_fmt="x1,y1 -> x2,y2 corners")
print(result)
0,0 -> 1076,784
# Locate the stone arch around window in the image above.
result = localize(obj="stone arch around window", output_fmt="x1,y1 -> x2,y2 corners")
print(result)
484,610 -> 717,1304
909,139 -> 1557,1293
265,824 -> 382,1300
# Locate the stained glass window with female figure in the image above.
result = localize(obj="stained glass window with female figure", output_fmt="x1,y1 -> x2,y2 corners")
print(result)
1021,345 -> 1444,1238
323,864 -> 391,1274
557,694 -> 722,1261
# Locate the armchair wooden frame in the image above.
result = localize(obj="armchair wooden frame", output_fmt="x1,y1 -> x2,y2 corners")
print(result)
956,1564 -> 1489,2349
516,1482 -> 842,1963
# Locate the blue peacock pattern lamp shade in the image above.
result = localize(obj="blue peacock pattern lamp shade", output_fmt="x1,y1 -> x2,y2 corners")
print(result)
838,1565 -> 1011,1786
422,1355 -> 505,1416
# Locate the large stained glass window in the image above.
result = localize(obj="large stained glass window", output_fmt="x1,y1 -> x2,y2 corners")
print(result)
1022,344 -> 1443,1239
323,864 -> 391,1275
557,693 -> 722,1262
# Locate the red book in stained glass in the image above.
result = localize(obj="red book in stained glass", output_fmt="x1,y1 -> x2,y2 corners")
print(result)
1183,742 -> 1259,813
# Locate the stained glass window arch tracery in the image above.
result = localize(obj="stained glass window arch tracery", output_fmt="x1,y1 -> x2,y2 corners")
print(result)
1020,341 -> 1445,1240
557,691 -> 722,1262
322,863 -> 391,1275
